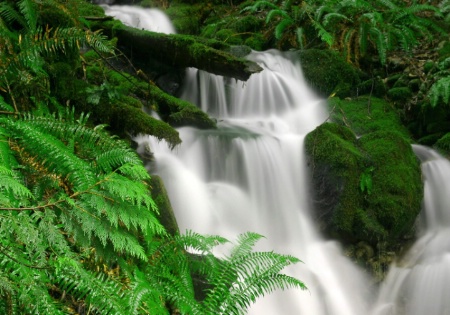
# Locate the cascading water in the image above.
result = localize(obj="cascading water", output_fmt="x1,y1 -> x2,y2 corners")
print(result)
102,3 -> 373,314
371,145 -> 450,315
98,3 -> 450,314
101,4 -> 175,34
145,49 -> 373,315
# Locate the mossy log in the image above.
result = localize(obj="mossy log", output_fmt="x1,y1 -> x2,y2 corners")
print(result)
95,20 -> 263,81
147,82 -> 216,129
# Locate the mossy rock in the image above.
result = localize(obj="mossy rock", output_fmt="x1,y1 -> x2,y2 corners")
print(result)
328,96 -> 411,138
149,175 -> 179,236
305,123 -> 423,246
296,49 -> 361,98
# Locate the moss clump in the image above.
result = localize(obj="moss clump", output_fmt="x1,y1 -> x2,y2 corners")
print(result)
328,96 -> 411,138
165,4 -> 205,34
297,49 -> 361,98
359,131 -> 423,240
387,87 -> 413,102
305,123 -> 423,246
233,15 -> 263,33
244,34 -> 266,51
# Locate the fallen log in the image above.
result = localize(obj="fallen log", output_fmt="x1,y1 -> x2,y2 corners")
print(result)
93,19 -> 263,81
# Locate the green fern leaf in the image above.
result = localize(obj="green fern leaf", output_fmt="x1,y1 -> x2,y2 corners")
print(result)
18,0 -> 37,31
266,9 -> 291,23
312,21 -> 333,46
429,76 -> 450,107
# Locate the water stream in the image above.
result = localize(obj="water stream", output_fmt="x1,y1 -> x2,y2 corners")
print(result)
371,145 -> 450,315
101,4 -> 450,314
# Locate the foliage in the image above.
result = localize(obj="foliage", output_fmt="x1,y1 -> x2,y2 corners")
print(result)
0,2 -> 308,313
0,107 -> 306,314
147,231 -> 307,315
242,0 -> 445,64
428,58 -> 450,108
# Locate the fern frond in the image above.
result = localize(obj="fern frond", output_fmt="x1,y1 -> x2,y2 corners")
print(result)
0,2 -> 25,31
177,230 -> 229,254
266,9 -> 291,23
3,118 -> 96,191
312,21 -> 333,46
53,257 -> 128,315
0,96 -> 14,112
429,76 -> 450,107
230,232 -> 265,259
275,18 -> 294,39
240,1 -> 278,13
18,0 -> 37,31
201,233 -> 306,314
369,27 -> 387,65
126,269 -> 169,315
322,12 -> 350,27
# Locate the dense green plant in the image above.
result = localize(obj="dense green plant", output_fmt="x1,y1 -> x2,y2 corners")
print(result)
149,231 -> 307,314
0,2 -> 308,313
243,0 -> 445,64
0,0 -> 113,113
0,107 -> 307,314
428,58 -> 450,108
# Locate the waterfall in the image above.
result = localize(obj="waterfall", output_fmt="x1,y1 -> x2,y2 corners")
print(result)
143,48 -> 373,315
371,145 -> 450,315
101,4 -> 175,34
97,4 -> 450,314
104,4 -> 372,314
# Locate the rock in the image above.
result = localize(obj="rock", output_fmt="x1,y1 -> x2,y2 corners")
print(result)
305,122 -> 423,246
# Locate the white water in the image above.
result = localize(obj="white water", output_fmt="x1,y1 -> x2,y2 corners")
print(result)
371,145 -> 450,315
99,4 -> 450,314
101,5 -> 175,34
140,50 -> 372,313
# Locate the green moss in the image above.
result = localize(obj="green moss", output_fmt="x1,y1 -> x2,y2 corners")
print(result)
387,87 -> 412,102
297,49 -> 361,98
359,131 -> 423,240
214,29 -> 244,45
244,34 -> 266,51
233,15 -> 263,33
149,84 -> 216,130
165,4 -> 205,34
305,123 -> 423,246
328,96 -> 411,138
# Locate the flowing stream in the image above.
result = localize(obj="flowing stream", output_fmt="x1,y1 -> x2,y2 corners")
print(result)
371,145 -> 450,315
101,4 -> 450,314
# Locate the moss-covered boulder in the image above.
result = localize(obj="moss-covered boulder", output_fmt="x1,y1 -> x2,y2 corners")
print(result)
296,49 -> 361,98
305,123 -> 423,246
328,96 -> 411,137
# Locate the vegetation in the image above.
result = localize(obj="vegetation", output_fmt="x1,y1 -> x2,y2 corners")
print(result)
1,0 -> 449,308
0,0 -> 307,313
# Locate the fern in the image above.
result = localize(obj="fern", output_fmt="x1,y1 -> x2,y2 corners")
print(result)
17,0 -> 37,31
429,76 -> 450,108
240,1 -> 278,13
149,232 -> 307,315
